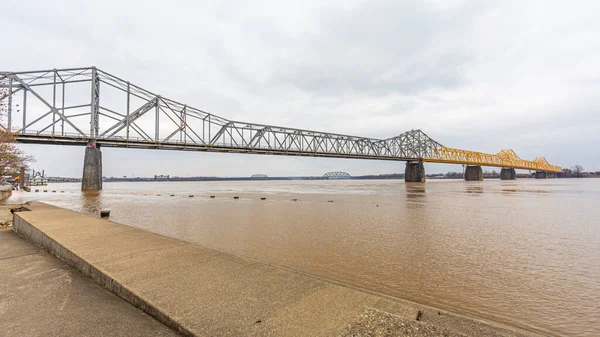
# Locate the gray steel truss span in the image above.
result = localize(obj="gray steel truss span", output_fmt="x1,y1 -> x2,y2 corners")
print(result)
0,67 -> 441,161
323,172 -> 352,178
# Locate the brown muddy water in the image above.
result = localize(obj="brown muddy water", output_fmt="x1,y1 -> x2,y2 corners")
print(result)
6,179 -> 600,336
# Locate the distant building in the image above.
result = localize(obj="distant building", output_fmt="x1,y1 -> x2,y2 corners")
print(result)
29,170 -> 48,186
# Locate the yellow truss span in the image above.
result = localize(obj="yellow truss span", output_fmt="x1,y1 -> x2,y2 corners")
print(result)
424,148 -> 561,173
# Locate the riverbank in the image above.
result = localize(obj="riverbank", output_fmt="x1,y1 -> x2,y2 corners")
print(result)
0,184 -> 12,201
11,201 -> 539,336
0,203 -> 17,227
0,227 -> 179,336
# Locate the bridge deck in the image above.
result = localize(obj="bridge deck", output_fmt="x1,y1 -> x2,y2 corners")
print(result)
1,67 -> 561,172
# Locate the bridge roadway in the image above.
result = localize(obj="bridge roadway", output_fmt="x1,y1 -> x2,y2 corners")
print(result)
0,67 -> 561,190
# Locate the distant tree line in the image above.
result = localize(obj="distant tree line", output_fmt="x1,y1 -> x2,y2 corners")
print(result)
429,165 -> 599,179
559,165 -> 599,178
353,173 -> 404,180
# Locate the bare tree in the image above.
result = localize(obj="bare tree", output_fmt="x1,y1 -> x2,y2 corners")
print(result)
0,89 -> 34,180
0,142 -> 33,177
572,165 -> 584,178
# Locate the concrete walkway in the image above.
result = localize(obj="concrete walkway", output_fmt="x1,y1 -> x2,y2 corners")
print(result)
11,202 -> 539,337
0,228 -> 179,336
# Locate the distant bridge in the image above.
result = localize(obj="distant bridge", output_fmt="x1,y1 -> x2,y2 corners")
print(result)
323,172 -> 352,179
0,67 -> 561,189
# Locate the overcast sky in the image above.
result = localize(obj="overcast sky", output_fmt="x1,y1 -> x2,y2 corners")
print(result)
2,0 -> 599,177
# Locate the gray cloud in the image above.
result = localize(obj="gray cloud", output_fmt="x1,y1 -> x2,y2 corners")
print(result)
268,1 -> 479,96
2,0 -> 600,176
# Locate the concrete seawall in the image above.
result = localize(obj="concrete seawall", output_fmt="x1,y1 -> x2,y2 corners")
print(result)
12,202 -> 539,336
0,186 -> 12,201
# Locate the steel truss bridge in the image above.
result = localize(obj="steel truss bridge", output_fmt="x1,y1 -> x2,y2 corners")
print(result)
323,172 -> 352,179
0,67 -> 560,173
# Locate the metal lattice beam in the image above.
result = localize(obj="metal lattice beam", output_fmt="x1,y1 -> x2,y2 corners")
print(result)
0,67 -> 561,172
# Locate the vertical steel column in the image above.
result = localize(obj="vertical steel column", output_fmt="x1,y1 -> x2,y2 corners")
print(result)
61,80 -> 65,135
90,67 -> 100,138
22,89 -> 27,132
52,70 -> 57,135
181,105 -> 186,143
155,96 -> 159,141
7,77 -> 12,131
202,116 -> 205,143
126,82 -> 130,140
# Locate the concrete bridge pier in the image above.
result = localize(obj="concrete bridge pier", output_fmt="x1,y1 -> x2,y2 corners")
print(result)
405,161 -> 425,182
500,168 -> 516,180
535,171 -> 547,179
82,142 -> 102,191
464,165 -> 483,181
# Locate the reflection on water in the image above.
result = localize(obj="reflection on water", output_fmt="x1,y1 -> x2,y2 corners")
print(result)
6,179 -> 600,336
81,191 -> 103,214
405,183 -> 426,199
465,183 -> 484,194
502,188 -> 549,194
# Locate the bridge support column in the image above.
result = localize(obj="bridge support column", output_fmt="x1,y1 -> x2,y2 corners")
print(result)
19,167 -> 25,189
82,142 -> 102,191
535,171 -> 547,179
405,161 -> 425,182
500,168 -> 516,180
464,165 -> 483,181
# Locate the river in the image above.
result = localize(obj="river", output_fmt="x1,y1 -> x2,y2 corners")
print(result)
5,178 -> 599,336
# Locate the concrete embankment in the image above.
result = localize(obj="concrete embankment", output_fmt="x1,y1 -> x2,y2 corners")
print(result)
0,228 -> 179,337
12,202 -> 539,337
0,185 -> 12,201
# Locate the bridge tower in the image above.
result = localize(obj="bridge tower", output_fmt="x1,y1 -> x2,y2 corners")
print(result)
500,168 -> 516,180
82,141 -> 102,191
82,67 -> 102,191
464,165 -> 483,181
405,161 -> 425,182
